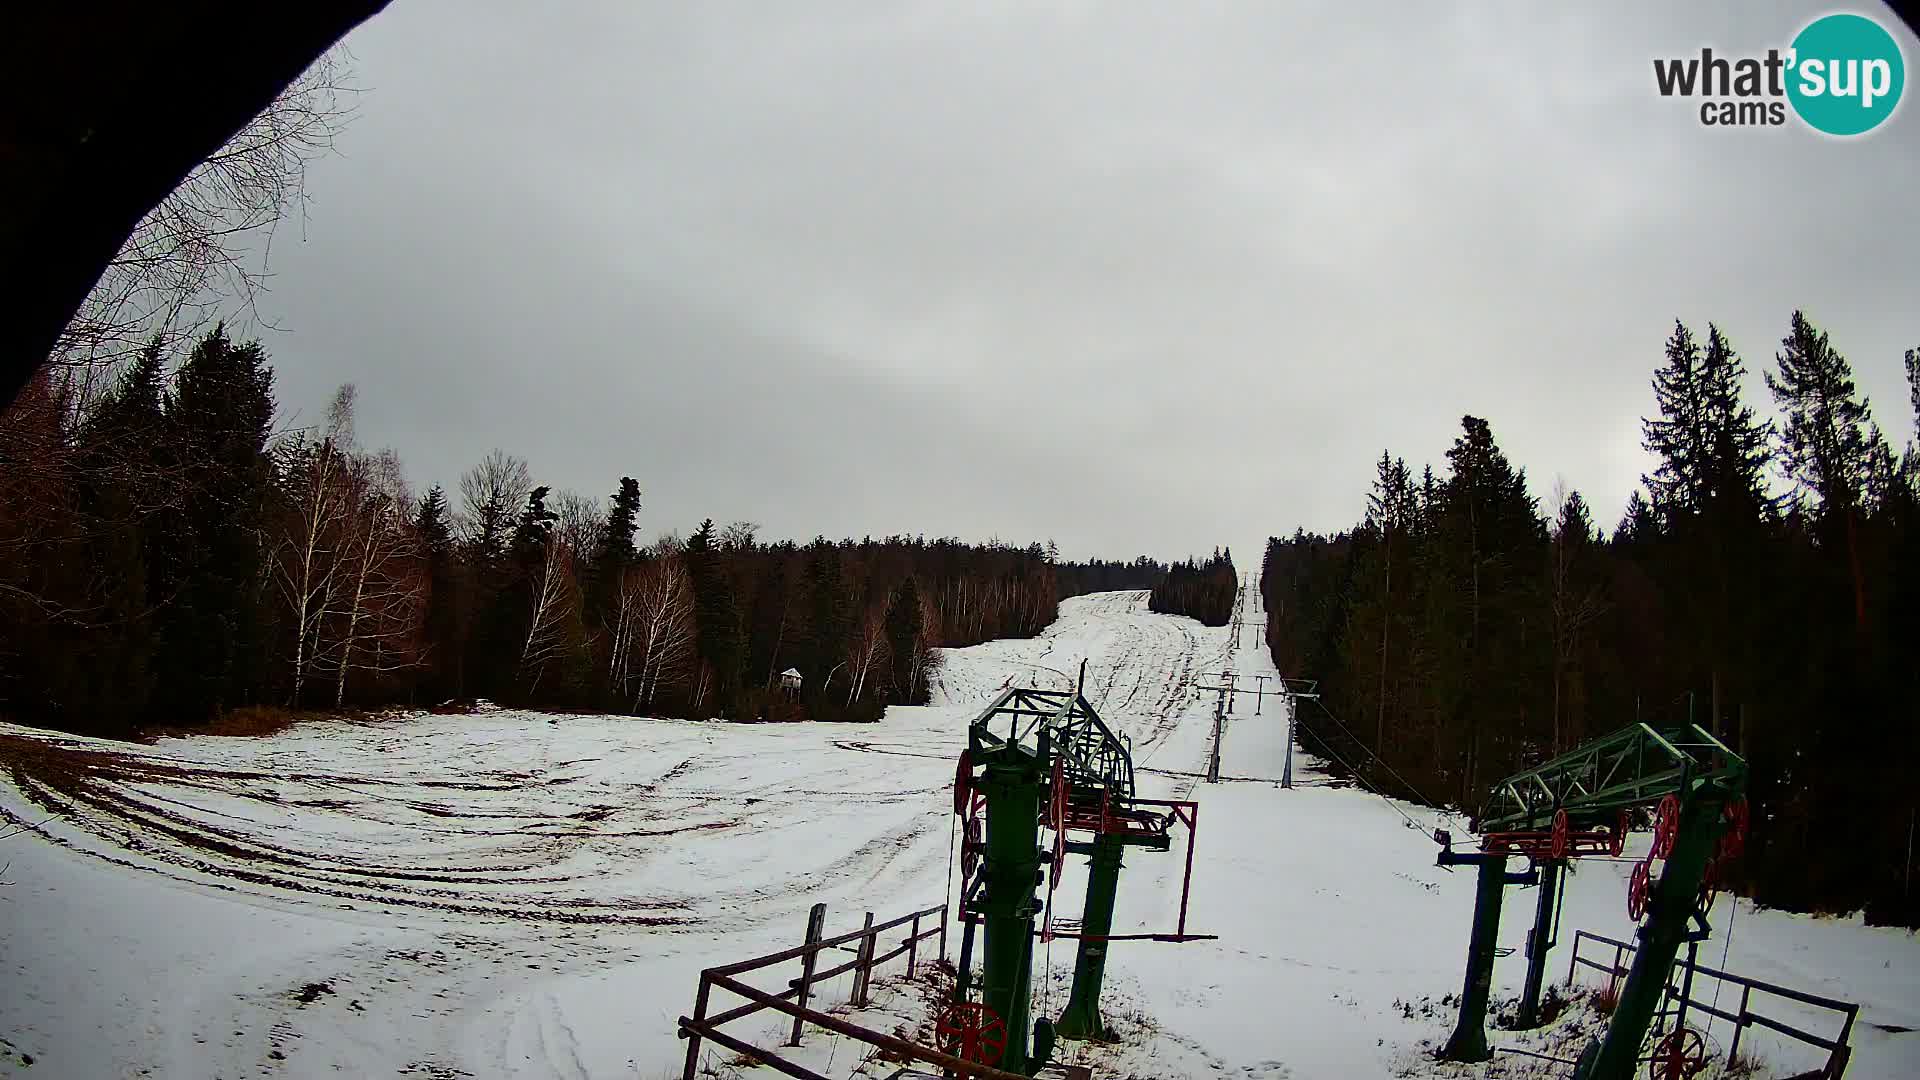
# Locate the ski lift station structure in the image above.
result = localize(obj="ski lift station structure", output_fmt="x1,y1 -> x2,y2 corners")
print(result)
946,675 -> 1210,1074
1434,720 -> 1750,1080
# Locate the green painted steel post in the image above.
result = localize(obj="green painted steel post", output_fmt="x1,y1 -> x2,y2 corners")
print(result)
978,746 -> 1044,1073
1575,797 -> 1723,1080
1516,859 -> 1562,1029
1441,852 -> 1509,1062
1054,832 -> 1126,1039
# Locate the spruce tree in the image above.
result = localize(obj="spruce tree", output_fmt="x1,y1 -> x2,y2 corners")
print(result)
586,477 -> 642,625
1432,415 -> 1545,800
1766,311 -> 1880,519
1614,490 -> 1659,544
69,344 -> 169,725
884,576 -> 925,702
685,519 -> 744,714
415,485 -> 462,700
798,541 -> 849,700
151,326 -> 277,717
1642,320 -> 1710,520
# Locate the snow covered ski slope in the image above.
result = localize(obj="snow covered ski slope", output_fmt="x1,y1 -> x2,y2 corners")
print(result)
0,587 -> 1915,1078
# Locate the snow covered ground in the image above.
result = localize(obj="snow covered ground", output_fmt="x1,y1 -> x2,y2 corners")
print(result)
0,586 -> 1914,1079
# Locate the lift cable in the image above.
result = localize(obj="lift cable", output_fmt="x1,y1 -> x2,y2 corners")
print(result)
1304,695 -> 1457,841
1709,895 -> 1741,1018
944,807 -> 958,946
1285,703 -> 1434,837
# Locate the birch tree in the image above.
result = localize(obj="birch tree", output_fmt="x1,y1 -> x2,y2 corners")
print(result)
624,552 -> 696,712
519,525 -> 578,694
326,449 -> 425,706
273,385 -> 356,704
845,609 -> 889,706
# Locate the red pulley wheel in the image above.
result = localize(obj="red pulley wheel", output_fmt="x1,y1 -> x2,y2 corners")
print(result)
1628,858 -> 1652,922
1652,794 -> 1681,859
1551,809 -> 1570,859
1048,758 -> 1068,889
1697,856 -> 1721,914
1721,798 -> 1749,859
961,815 -> 983,879
953,749 -> 974,816
1653,1027 -> 1707,1079
1610,809 -> 1629,858
935,1001 -> 1008,1066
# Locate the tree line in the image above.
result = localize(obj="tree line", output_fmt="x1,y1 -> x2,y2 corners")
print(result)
1261,312 -> 1918,926
1148,548 -> 1239,626
0,327 -> 1169,732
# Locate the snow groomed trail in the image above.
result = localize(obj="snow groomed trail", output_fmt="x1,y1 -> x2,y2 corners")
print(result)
0,586 -> 1914,1079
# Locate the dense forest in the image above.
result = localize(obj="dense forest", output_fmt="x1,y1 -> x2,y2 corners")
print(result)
0,328 -> 1168,733
1148,549 -> 1239,626
1261,312 -> 1919,925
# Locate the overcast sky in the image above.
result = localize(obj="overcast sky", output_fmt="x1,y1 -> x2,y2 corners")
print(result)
256,1 -> 1920,564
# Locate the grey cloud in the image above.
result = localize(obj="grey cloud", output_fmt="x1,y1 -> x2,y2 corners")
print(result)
258,0 -> 1920,563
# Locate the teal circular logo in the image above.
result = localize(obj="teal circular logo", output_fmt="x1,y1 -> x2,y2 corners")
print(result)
1787,13 -> 1905,136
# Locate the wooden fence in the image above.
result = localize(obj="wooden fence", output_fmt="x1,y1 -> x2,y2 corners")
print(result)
1566,929 -> 1859,1078
678,900 -> 1040,1080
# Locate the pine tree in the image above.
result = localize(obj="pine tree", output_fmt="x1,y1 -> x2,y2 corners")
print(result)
1698,325 -> 1774,516
1642,320 -> 1711,520
1614,490 -> 1659,543
1644,323 -> 1775,734
1903,347 -> 1920,483
415,485 -> 462,700
1431,415 -> 1545,800
885,576 -> 926,703
685,518 -> 744,715
1767,311 -> 1879,519
69,344 -> 169,723
797,541 -> 849,702
1767,311 -> 1886,633
586,477 -> 642,626
151,326 -> 278,717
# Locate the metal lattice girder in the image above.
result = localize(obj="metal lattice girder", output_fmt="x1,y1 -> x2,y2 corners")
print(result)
968,687 -> 1135,803
1477,723 -> 1746,834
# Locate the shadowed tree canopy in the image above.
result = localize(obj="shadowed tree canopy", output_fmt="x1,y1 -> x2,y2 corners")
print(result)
0,3 -> 389,406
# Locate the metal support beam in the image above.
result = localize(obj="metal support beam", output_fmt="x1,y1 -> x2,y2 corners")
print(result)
1439,851 -> 1533,1061
1574,795 -> 1728,1080
977,741 -> 1045,1073
1516,859 -> 1562,1029
1055,833 -> 1125,1040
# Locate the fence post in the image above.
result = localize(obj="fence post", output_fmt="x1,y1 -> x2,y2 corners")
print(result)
1566,933 -> 1579,987
938,903 -> 948,962
788,903 -> 828,1048
682,975 -> 713,1080
852,911 -> 877,1008
908,912 -> 921,979
1675,940 -> 1699,1033
1727,985 -> 1751,1065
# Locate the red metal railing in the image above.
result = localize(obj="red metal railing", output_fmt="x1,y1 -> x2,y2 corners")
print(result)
678,900 -> 1042,1080
1567,928 -> 1858,1078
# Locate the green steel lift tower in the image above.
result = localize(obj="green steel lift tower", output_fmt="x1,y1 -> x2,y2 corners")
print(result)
1434,722 -> 1747,1080
946,684 -> 1205,1074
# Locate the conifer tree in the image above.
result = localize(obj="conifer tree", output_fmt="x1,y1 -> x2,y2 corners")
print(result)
70,344 -> 169,722
684,519 -> 744,714
797,541 -> 849,700
1767,311 -> 1886,632
415,484 -> 462,699
151,326 -> 277,716
1643,321 -> 1710,520
884,575 -> 926,702
586,477 -> 641,626
1767,311 -> 1880,519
